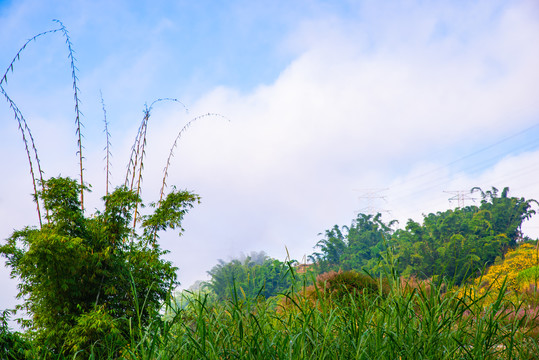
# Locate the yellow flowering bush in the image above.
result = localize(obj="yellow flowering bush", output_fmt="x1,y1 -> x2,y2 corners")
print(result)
473,243 -> 539,302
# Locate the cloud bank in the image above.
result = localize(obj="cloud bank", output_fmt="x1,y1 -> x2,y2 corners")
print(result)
1,0 -> 539,322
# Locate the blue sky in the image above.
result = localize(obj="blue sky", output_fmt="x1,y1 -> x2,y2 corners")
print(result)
1,0 -> 539,324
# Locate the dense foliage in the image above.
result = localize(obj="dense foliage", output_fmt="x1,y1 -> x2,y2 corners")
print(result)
55,268 -> 539,359
206,252 -> 296,299
0,309 -> 30,359
311,187 -> 537,285
394,187 -> 536,283
310,213 -> 395,275
0,177 -> 199,356
2,181 -> 539,358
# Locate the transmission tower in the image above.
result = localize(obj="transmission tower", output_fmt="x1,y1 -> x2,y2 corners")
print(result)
354,188 -> 390,215
444,190 -> 477,208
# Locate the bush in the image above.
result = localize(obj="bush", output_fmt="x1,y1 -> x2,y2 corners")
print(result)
0,177 -> 199,356
323,270 -> 388,300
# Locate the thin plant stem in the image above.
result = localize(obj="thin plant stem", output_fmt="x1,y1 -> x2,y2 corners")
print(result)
0,87 -> 44,227
129,98 -> 188,230
159,113 -> 229,203
54,19 -> 85,212
100,91 -> 112,196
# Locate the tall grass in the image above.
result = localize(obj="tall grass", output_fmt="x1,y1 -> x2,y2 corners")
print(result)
63,270 -> 537,360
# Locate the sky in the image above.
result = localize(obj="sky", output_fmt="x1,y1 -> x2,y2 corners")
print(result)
1,0 -> 539,324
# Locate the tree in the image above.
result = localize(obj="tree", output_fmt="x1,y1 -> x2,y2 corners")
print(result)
0,177 -> 199,355
310,188 -> 536,286
206,252 -> 296,299
392,187 -> 537,284
471,186 -> 537,244
310,213 -> 396,274
0,22 -> 225,356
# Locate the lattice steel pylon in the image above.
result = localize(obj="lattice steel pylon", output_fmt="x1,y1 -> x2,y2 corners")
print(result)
444,190 -> 477,208
354,188 -> 390,216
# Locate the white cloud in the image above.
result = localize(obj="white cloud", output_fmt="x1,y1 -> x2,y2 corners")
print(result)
155,0 -> 539,286
1,1 -> 539,322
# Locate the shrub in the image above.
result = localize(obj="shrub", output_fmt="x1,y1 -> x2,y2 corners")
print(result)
0,177 -> 199,356
324,270 -> 387,299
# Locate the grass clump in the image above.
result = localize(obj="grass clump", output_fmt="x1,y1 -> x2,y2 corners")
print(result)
131,272 -> 536,360
6,270 -> 539,359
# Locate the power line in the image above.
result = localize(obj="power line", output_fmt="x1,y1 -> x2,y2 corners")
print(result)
389,120 -> 539,193
387,121 -> 539,206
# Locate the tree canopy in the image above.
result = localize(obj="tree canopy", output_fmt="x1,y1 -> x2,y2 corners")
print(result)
310,213 -> 396,275
310,187 -> 537,285
0,177 -> 199,356
206,251 -> 296,299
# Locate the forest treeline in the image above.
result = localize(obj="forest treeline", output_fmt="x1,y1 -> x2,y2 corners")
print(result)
204,186 -> 538,299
